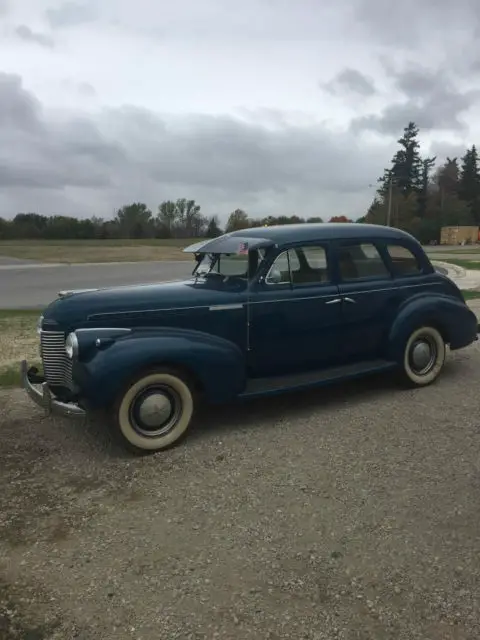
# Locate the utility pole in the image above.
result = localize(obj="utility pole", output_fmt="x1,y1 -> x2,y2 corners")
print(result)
386,174 -> 393,227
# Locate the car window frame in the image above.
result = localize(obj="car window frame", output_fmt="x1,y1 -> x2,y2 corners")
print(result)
261,242 -> 334,289
379,240 -> 426,279
332,239 -> 394,284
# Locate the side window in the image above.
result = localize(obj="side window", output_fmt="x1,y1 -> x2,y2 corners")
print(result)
385,244 -> 422,276
265,251 -> 291,284
337,243 -> 390,281
265,246 -> 329,285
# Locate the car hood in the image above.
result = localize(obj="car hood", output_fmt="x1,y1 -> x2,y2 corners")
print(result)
42,278 -> 246,329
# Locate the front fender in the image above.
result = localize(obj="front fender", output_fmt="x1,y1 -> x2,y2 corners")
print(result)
387,294 -> 478,361
73,327 -> 246,409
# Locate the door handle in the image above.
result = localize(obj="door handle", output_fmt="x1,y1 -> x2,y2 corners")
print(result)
344,297 -> 356,303
325,298 -> 342,305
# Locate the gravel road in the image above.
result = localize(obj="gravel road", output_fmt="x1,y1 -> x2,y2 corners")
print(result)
1,346 -> 480,639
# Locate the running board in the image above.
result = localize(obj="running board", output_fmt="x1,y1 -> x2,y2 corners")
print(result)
240,359 -> 396,399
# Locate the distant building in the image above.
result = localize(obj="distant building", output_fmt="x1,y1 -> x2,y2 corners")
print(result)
440,225 -> 480,245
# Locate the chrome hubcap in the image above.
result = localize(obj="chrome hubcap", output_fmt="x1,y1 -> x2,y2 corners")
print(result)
138,393 -> 172,427
409,337 -> 437,375
129,386 -> 181,438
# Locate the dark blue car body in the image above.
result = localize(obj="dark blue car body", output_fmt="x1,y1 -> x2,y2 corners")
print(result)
22,223 -> 478,449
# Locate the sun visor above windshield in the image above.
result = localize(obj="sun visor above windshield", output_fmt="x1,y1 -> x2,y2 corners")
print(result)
183,235 -> 275,255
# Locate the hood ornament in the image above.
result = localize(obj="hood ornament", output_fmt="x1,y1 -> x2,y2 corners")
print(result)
57,288 -> 99,299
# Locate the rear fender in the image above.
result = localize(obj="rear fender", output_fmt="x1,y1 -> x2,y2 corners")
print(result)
387,293 -> 478,361
74,327 -> 246,409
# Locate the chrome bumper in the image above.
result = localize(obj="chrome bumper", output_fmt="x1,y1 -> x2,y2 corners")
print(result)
21,360 -> 86,418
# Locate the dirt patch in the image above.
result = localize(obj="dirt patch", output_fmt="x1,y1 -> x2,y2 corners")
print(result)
0,578 -> 60,640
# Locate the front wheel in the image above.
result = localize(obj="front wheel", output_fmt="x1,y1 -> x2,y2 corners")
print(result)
113,368 -> 195,454
400,326 -> 446,387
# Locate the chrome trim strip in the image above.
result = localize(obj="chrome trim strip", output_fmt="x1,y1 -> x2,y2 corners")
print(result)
87,304 -> 211,319
86,281 -> 444,318
250,282 -> 444,305
209,304 -> 244,311
75,327 -> 132,335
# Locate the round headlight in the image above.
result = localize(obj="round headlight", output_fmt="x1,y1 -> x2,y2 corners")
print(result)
65,332 -> 79,359
36,315 -> 44,335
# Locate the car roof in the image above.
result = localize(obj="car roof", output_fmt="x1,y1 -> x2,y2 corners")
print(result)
227,223 -> 415,244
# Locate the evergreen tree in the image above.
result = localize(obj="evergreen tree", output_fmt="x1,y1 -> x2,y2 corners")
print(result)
459,146 -> 480,223
377,122 -> 423,200
206,215 -> 222,237
418,156 -> 436,218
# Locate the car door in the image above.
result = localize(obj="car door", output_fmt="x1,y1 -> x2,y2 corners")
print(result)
333,240 -> 397,363
247,243 -> 343,377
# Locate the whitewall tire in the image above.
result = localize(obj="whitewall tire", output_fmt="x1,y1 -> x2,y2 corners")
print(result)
400,326 -> 446,387
113,369 -> 195,453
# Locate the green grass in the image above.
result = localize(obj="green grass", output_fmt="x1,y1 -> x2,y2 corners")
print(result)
441,259 -> 480,270
0,310 -> 40,388
0,362 -> 40,388
0,309 -> 42,319
461,290 -> 480,300
0,238 -> 203,263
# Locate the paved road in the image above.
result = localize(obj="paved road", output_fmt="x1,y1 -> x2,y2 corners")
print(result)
1,343 -> 480,638
1,242 -> 478,309
0,261 -> 193,308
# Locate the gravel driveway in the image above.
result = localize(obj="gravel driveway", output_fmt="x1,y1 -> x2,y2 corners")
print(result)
1,345 -> 480,639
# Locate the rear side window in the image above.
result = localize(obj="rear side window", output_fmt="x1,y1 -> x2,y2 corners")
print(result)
337,243 -> 390,281
386,244 -> 422,276
265,245 -> 329,285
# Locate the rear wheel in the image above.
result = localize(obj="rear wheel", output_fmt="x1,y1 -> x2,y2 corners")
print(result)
113,368 -> 195,453
400,326 -> 446,387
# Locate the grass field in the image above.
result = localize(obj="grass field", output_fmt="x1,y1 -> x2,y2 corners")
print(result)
439,258 -> 480,270
2,239 -> 480,265
0,238 -> 201,263
2,293 -> 480,388
461,290 -> 480,300
0,310 -> 41,387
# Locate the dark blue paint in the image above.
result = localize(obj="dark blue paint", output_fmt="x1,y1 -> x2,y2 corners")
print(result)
38,223 -> 478,411
74,328 -> 246,408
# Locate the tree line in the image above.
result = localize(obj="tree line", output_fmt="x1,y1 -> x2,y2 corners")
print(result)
1,120 -> 475,244
364,121 -> 480,243
0,198 -> 350,241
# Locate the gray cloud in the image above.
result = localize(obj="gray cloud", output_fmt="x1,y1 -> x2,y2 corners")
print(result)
45,1 -> 96,29
0,73 -> 125,191
78,82 -> 96,97
14,25 -> 55,48
0,0 -> 8,16
352,0 -> 480,48
323,68 -> 376,97
350,63 -> 480,135
0,72 -> 397,219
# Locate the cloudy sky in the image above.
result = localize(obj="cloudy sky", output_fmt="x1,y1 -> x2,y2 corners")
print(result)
0,0 -> 479,222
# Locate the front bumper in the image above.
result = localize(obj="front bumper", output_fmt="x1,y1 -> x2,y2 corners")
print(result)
21,360 -> 86,418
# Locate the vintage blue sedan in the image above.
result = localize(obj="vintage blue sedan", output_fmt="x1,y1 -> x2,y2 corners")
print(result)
22,223 -> 478,453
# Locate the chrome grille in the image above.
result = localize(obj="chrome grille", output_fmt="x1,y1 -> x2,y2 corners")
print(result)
40,330 -> 73,387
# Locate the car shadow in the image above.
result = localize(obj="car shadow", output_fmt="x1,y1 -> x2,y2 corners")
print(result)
190,370 -> 399,442
79,356 -> 462,457
190,356 -> 463,444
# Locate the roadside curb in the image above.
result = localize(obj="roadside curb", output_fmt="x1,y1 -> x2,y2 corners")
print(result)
431,260 -> 466,278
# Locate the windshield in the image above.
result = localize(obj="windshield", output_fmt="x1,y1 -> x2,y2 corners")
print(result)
193,248 -> 267,280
